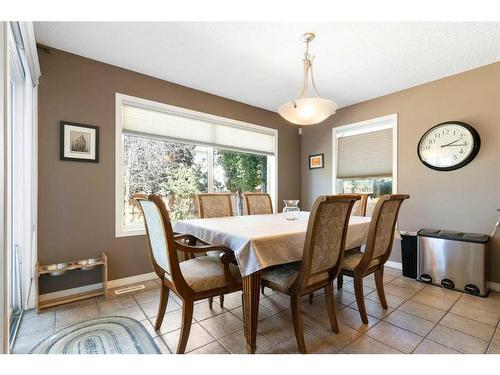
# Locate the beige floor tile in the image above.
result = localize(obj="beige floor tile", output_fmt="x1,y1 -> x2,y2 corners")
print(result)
337,306 -> 379,332
96,293 -> 137,315
383,283 -> 418,299
132,287 -> 161,305
341,335 -> 402,354
149,309 -> 185,335
230,304 -> 274,322
365,289 -> 407,308
198,311 -> 243,339
22,307 -> 55,321
192,299 -> 227,321
413,339 -> 460,354
189,341 -> 229,354
55,299 -> 100,330
449,299 -> 500,326
163,322 -> 215,353
154,337 -> 171,354
257,315 -> 296,344
12,313 -> 55,354
398,300 -> 446,323
101,305 -> 147,321
259,293 -> 290,313
219,329 -> 280,354
384,267 -> 402,278
140,318 -> 159,338
440,313 -> 495,342
217,291 -> 243,310
492,327 -> 500,347
487,344 -> 500,354
427,325 -> 489,353
334,290 -> 357,306
389,276 -> 426,292
348,299 -> 394,319
139,297 -> 181,318
421,285 -> 462,301
342,282 -> 375,296
384,310 -> 435,337
309,322 -> 361,352
277,331 -> 335,354
367,321 -> 422,353
409,289 -> 459,311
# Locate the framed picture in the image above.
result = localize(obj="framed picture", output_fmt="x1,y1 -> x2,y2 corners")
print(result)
60,121 -> 99,162
309,153 -> 324,169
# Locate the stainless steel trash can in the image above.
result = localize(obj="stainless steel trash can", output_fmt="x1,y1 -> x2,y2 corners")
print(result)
417,229 -> 489,297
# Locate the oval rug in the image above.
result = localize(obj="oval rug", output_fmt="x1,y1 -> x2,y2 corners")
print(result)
30,316 -> 161,354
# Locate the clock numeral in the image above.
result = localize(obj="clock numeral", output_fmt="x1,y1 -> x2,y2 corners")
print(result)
428,139 -> 435,144
435,133 -> 440,139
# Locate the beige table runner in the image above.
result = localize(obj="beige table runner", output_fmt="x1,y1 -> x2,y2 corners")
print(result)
174,212 -> 372,277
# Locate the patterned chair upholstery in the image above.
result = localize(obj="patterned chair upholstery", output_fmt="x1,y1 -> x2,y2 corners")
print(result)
243,193 -> 273,215
132,194 -> 242,354
261,194 -> 360,353
351,194 -> 369,216
197,193 -> 234,218
338,194 -> 409,324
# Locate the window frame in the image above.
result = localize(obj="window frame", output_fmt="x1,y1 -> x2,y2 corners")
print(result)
115,93 -> 278,238
332,113 -> 398,195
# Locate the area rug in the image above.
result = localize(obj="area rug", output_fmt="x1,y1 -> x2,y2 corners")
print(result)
30,316 -> 160,354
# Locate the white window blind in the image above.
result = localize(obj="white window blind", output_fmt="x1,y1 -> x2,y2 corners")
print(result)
122,104 -> 276,155
337,128 -> 392,178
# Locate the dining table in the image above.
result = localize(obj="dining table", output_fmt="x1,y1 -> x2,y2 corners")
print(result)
174,211 -> 373,353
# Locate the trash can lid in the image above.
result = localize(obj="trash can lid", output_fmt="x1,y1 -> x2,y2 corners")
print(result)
417,228 -> 489,243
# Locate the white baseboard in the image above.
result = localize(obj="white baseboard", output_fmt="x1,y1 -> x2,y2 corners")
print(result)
488,281 -> 500,293
39,271 -> 157,303
385,261 -> 402,270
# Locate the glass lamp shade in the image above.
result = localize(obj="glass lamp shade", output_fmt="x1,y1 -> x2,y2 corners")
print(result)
278,97 -> 338,125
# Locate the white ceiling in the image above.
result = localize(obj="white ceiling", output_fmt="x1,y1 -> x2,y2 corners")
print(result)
34,22 -> 500,112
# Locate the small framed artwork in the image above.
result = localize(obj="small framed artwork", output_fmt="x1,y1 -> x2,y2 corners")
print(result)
309,153 -> 324,169
60,121 -> 99,162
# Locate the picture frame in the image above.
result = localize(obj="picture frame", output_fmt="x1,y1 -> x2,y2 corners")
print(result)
60,121 -> 99,163
309,153 -> 324,169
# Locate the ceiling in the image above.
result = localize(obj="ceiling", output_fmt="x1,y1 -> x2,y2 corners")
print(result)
34,22 -> 500,112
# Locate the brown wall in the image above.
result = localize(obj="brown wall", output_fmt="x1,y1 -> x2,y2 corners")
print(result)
301,62 -> 500,281
37,48 -> 301,292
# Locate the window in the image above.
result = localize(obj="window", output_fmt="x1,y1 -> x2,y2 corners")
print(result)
116,94 -> 277,237
332,114 -> 397,216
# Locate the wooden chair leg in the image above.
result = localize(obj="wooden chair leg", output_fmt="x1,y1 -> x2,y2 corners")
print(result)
353,274 -> 369,324
308,293 -> 314,304
208,296 -> 213,309
219,294 -> 224,308
374,268 -> 388,309
324,285 -> 339,333
261,285 -> 265,295
177,299 -> 194,354
337,273 -> 343,291
154,285 -> 169,330
290,295 -> 307,354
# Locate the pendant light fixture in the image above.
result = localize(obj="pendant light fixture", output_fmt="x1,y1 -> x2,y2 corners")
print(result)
279,32 -> 337,126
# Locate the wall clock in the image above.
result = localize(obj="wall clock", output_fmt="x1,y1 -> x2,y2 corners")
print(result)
417,121 -> 480,171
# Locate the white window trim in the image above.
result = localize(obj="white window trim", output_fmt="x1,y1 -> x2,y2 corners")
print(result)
332,113 -> 398,194
115,93 -> 279,238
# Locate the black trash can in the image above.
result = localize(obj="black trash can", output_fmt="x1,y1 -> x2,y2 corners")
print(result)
400,231 -> 417,278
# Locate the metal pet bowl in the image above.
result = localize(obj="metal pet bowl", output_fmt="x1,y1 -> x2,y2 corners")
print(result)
45,263 -> 70,276
77,258 -> 100,271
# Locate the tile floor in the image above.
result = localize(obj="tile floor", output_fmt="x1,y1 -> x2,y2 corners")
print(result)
13,267 -> 500,354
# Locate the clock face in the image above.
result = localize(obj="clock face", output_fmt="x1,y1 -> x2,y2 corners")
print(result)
417,122 -> 480,171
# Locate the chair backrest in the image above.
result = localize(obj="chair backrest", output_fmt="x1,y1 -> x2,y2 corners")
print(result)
243,193 -> 273,215
132,194 -> 185,287
295,195 -> 360,290
197,193 -> 234,218
358,194 -> 409,270
351,194 -> 369,216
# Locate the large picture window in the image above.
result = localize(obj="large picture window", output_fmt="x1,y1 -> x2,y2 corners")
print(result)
332,114 -> 397,216
115,94 -> 277,237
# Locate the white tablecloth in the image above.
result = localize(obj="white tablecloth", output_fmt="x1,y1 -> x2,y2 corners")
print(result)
174,212 -> 372,277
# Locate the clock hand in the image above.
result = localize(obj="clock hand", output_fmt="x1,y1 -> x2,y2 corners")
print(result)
441,144 -> 467,147
440,139 -> 462,148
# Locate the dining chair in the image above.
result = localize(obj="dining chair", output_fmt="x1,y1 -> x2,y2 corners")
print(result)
243,192 -> 273,215
337,194 -> 409,324
197,192 -> 235,308
260,194 -> 360,353
132,194 -> 242,354
351,194 -> 369,217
